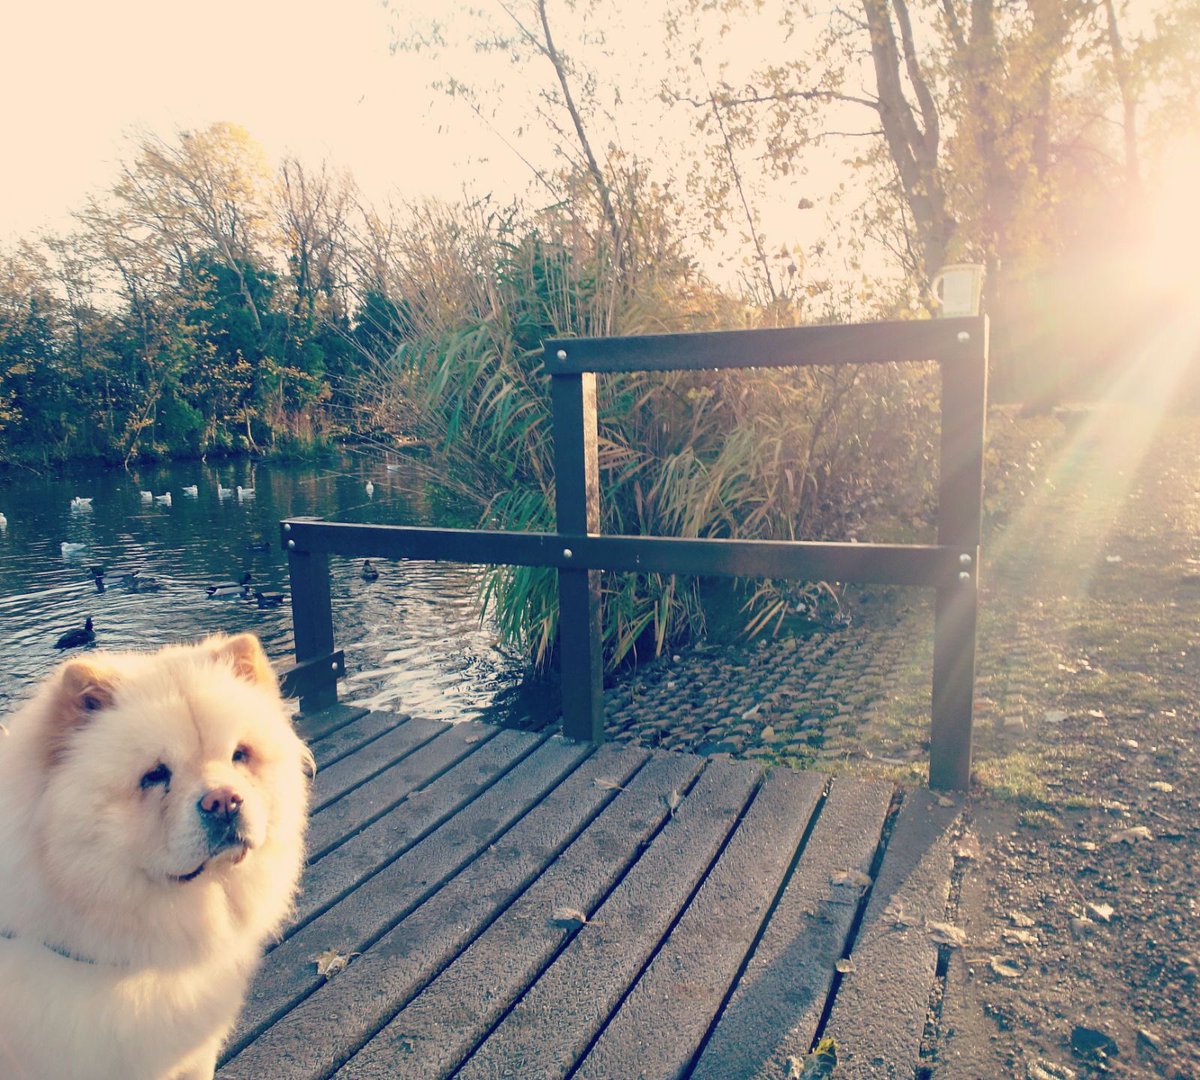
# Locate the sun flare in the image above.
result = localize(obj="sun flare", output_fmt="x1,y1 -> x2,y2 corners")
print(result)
1142,137 -> 1200,303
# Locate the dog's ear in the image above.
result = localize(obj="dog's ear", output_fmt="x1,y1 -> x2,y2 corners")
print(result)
209,633 -> 277,688
44,658 -> 118,765
58,658 -> 117,715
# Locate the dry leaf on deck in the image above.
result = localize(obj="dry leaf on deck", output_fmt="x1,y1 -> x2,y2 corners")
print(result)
314,948 -> 357,979
927,921 -> 967,948
551,906 -> 589,927
834,957 -> 856,974
593,778 -> 624,791
831,868 -> 873,888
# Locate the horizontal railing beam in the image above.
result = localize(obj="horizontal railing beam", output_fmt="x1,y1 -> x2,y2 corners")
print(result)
281,520 -> 976,589
545,316 -> 986,374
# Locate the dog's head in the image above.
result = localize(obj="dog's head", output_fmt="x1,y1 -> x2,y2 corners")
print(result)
29,634 -> 313,956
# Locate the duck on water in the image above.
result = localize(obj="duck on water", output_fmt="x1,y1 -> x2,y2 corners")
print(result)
54,617 -> 95,650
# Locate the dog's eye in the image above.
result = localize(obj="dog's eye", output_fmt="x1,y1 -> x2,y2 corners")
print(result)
140,763 -> 171,790
232,745 -> 251,765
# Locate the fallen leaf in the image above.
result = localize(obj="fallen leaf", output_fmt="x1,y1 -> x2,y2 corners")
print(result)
314,948 -> 357,979
759,724 -> 776,740
742,703 -> 761,720
1148,781 -> 1174,793
834,957 -> 856,974
1003,928 -> 1038,946
665,788 -> 682,816
927,921 -> 967,948
1107,825 -> 1154,845
789,1036 -> 837,1079
1010,911 -> 1036,928
884,900 -> 909,927
551,906 -> 589,927
936,794 -> 956,807
1087,902 -> 1115,923
593,777 -> 624,791
1044,710 -> 1069,724
1105,554 -> 1122,563
831,868 -> 873,888
462,735 -> 482,744
990,956 -> 1023,978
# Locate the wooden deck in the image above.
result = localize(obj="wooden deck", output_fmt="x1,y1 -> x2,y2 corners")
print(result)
216,705 -> 962,1079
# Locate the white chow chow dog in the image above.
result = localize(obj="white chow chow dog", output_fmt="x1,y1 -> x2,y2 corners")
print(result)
0,633 -> 314,1080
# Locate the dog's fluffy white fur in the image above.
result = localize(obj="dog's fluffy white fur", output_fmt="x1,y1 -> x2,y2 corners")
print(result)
0,634 -> 313,1080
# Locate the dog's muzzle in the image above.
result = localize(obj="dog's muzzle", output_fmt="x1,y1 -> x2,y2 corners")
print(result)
198,785 -> 247,855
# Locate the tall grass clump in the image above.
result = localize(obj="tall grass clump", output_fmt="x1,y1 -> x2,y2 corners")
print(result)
356,177 -> 940,676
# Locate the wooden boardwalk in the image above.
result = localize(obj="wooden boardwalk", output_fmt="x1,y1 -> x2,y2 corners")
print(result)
217,705 -> 962,1080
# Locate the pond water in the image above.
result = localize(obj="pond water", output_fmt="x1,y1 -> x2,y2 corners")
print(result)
0,455 -> 553,726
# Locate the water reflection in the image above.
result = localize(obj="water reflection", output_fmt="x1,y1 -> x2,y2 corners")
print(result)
0,456 -> 550,726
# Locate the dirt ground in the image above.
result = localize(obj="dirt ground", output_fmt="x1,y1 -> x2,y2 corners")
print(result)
923,396 -> 1200,1078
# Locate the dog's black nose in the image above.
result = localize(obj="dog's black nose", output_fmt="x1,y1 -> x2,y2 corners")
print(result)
198,786 -> 244,851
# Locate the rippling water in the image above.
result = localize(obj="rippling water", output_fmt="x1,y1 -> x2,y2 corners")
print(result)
0,456 -> 550,726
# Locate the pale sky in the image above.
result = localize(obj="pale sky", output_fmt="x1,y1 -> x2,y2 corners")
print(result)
0,0 -> 833,272
0,0 -> 491,241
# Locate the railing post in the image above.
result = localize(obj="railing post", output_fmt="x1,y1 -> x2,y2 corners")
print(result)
284,528 -> 338,714
930,316 -> 988,789
551,366 -> 605,743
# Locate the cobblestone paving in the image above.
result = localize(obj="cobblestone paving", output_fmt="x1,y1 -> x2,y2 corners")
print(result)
601,587 -> 936,774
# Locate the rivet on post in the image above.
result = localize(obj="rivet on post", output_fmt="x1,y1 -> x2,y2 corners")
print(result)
957,331 -> 970,343
562,548 -> 573,560
959,570 -> 971,582
556,349 -> 567,361
331,661 -> 339,671
287,539 -> 296,549
959,553 -> 972,565
283,523 -> 291,532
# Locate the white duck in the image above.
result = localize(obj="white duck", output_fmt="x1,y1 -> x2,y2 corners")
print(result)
183,484 -> 199,496
237,485 -> 255,501
155,492 -> 172,507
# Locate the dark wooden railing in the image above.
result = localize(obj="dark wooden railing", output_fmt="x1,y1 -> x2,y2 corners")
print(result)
280,316 -> 988,790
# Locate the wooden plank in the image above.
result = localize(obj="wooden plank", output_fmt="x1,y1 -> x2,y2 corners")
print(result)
543,316 -> 985,374
573,768 -> 828,1080
454,758 -> 763,1080
292,702 -> 370,745
305,709 -> 412,771
295,729 -> 542,929
338,750 -> 704,1079
304,721 -> 503,860
822,789 -> 962,1079
310,716 -> 458,811
691,777 -> 895,1080
219,735 -> 590,1068
221,745 -> 653,1080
